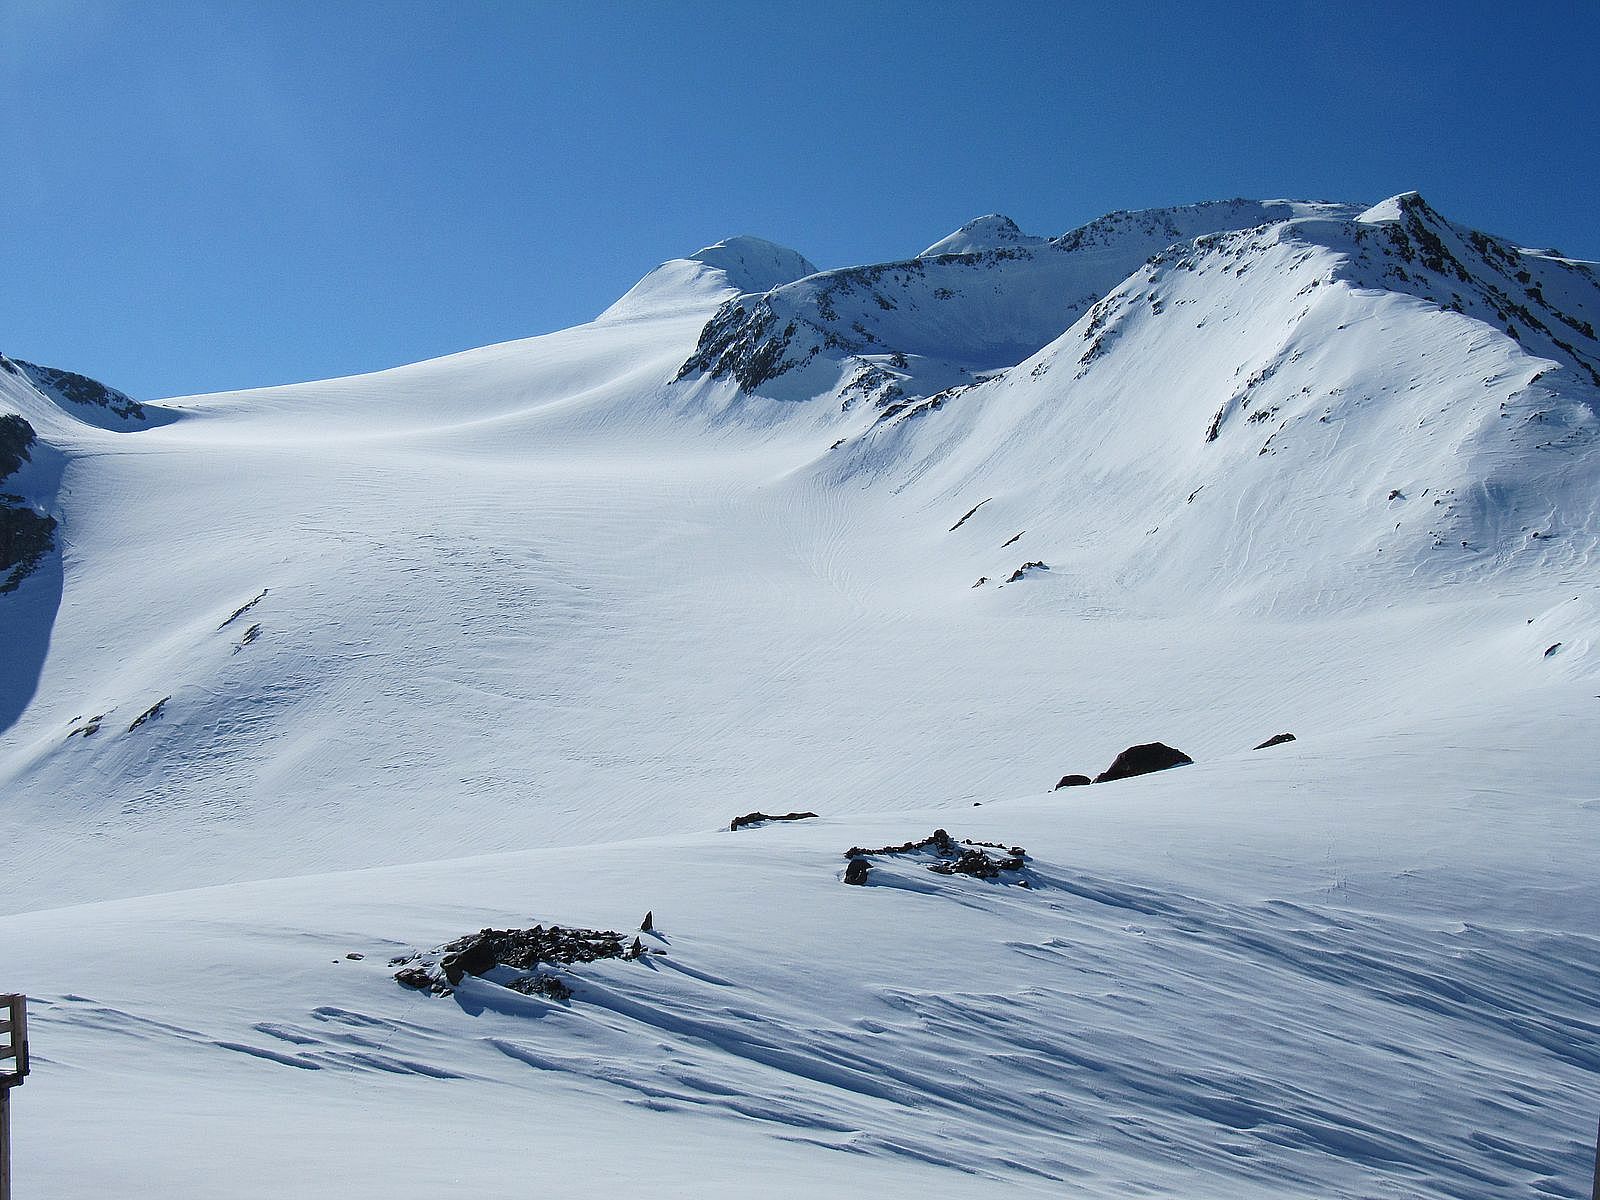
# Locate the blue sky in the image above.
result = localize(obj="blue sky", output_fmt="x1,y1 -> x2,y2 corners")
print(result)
5,1 -> 1597,399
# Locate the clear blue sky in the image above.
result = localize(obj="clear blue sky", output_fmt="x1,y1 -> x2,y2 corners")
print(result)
5,1 -> 1597,399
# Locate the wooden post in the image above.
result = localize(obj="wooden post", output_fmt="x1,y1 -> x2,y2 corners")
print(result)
0,993 -> 27,1200
1,1083 -> 10,1200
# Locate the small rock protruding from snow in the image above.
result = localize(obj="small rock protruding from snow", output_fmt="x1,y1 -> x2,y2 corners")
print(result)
920,214 -> 1045,258
1254,733 -> 1297,750
1054,774 -> 1092,789
640,910 -> 653,932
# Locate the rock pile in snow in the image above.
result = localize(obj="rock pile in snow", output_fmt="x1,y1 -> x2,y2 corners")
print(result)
392,922 -> 639,997
842,828 -> 1029,885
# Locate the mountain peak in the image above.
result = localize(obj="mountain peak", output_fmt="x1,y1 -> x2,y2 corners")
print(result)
598,236 -> 816,323
1356,190 -> 1437,225
920,214 -> 1044,257
686,236 -> 817,293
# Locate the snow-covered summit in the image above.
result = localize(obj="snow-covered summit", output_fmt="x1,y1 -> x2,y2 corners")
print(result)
919,213 -> 1045,257
597,235 -> 816,323
687,235 -> 817,293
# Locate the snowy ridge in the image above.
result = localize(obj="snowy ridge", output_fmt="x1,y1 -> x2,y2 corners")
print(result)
809,194 -> 1600,610
3,194 -> 1599,1199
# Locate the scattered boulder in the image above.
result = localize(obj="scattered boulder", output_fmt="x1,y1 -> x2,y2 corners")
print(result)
1094,742 -> 1192,783
1054,774 -> 1091,789
843,858 -> 871,886
1253,732 -> 1296,750
640,910 -> 653,932
730,810 -> 818,831
1005,561 -> 1048,582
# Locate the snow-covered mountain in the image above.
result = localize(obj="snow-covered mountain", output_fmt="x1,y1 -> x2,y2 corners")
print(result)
3,195 -> 1598,1199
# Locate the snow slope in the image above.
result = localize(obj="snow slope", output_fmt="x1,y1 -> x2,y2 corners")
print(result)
2,195 -> 1598,1198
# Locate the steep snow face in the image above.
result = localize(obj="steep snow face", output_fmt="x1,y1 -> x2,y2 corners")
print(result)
673,199 -> 1364,402
813,195 -> 1600,611
597,235 -> 817,322
918,212 -> 1046,256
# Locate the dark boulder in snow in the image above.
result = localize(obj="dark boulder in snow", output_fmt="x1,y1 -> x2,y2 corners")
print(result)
1094,742 -> 1192,783
730,810 -> 819,831
1254,733 -> 1296,750
1054,774 -> 1092,789
843,858 -> 871,886
440,937 -> 499,986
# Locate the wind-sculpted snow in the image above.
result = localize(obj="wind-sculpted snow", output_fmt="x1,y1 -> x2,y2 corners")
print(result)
8,719 -> 1600,1198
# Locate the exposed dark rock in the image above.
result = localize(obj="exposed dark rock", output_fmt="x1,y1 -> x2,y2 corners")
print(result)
1094,742 -> 1193,783
7,358 -> 145,420
730,810 -> 818,831
640,911 -> 653,932
128,696 -> 170,732
843,829 -> 1029,886
0,505 -> 55,594
506,974 -> 573,1001
1054,774 -> 1092,789
219,588 -> 268,630
397,922 -> 631,998
0,414 -> 55,593
847,828 -> 958,858
394,967 -> 441,993
440,938 -> 499,986
949,498 -> 991,531
1253,733 -> 1296,750
1544,642 -> 1562,657
1005,561 -> 1048,582
928,848 -> 1027,879
0,414 -> 35,482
